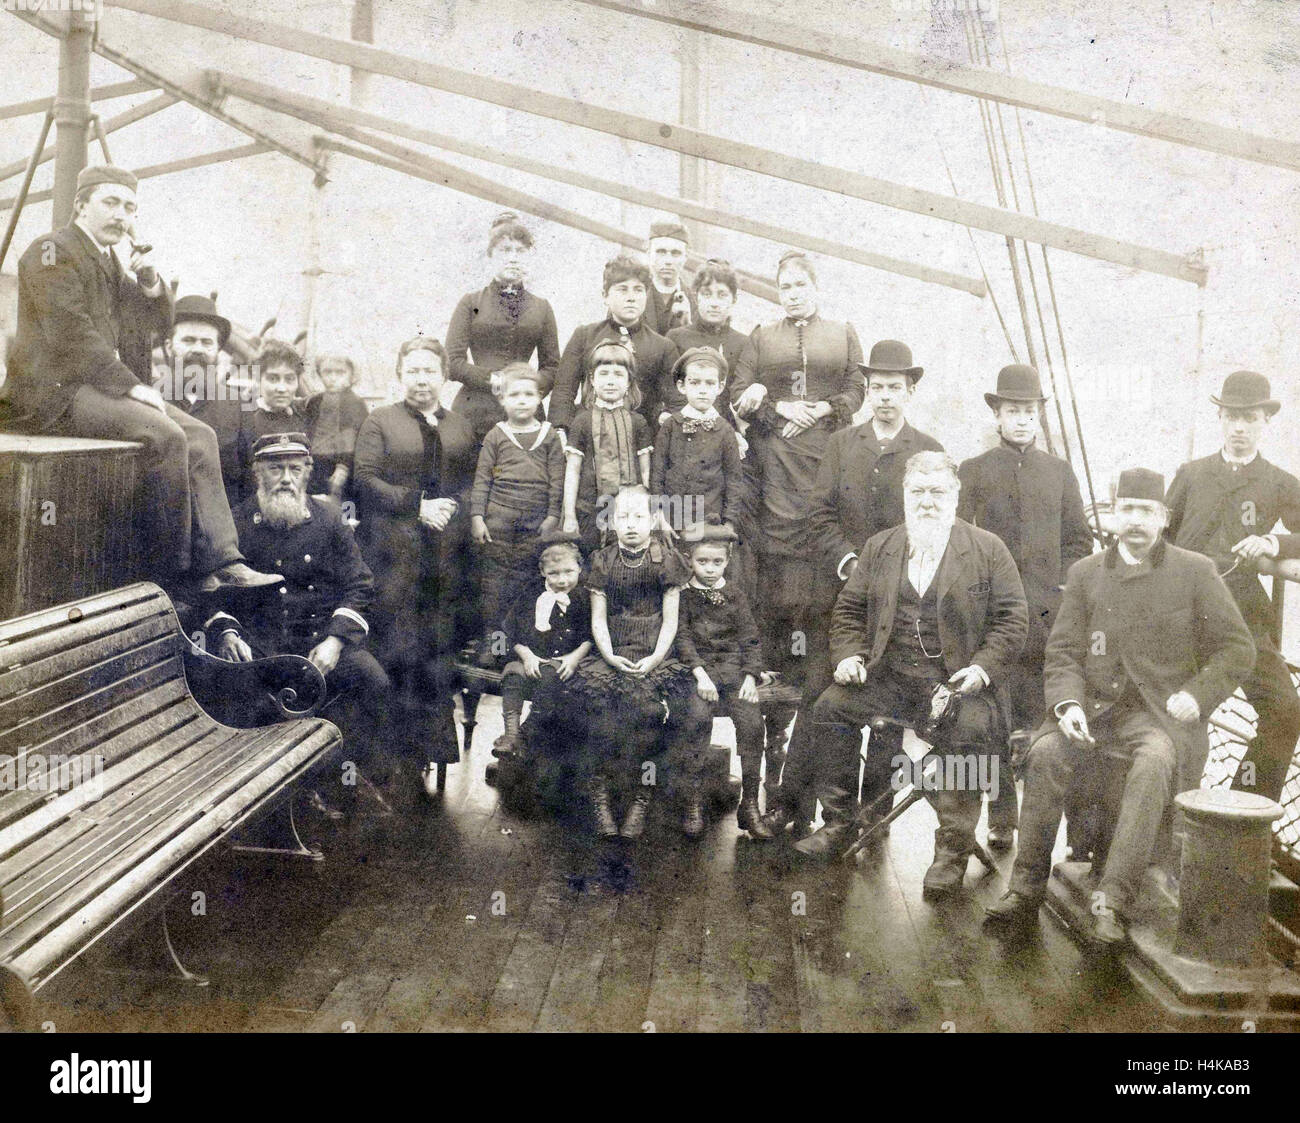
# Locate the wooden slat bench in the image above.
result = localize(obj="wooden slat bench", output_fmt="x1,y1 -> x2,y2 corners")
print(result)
0,582 -> 342,1030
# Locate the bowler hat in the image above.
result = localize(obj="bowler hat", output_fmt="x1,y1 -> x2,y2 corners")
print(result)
1115,468 -> 1165,505
1210,370 -> 1280,416
671,345 -> 729,381
172,295 -> 232,350
859,339 -> 923,383
648,220 -> 690,245
76,164 -> 138,194
252,432 -> 312,461
984,364 -> 1047,410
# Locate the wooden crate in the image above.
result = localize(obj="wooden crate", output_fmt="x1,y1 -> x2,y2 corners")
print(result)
0,435 -> 142,618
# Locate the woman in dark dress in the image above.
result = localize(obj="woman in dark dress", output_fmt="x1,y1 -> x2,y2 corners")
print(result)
353,336 -> 476,796
445,211 -> 561,442
730,251 -> 865,748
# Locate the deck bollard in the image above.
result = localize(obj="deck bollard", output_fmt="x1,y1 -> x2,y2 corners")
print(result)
1173,788 -> 1283,969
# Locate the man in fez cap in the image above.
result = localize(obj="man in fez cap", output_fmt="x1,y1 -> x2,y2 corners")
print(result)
957,364 -> 1093,849
642,219 -> 697,335
5,165 -> 280,594
987,468 -> 1254,945
1165,370 -> 1300,805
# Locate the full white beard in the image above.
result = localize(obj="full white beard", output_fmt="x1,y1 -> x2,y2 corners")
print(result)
905,509 -> 956,555
258,486 -> 311,529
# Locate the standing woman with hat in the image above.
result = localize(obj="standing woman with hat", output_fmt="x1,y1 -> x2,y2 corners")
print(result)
1165,370 -> 1300,806
445,212 -> 561,443
729,251 -> 865,706
957,364 -> 1094,848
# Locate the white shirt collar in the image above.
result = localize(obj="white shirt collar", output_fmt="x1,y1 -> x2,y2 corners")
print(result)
689,576 -> 726,590
1221,449 -> 1258,467
1116,540 -> 1145,567
593,399 -> 626,411
680,405 -> 719,421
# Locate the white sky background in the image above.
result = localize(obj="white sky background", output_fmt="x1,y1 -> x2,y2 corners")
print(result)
1,1 -> 1297,513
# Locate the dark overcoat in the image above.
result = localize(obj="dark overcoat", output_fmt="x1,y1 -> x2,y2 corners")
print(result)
6,223 -> 172,431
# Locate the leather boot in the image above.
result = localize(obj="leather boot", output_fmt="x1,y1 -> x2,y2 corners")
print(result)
736,796 -> 774,840
762,704 -> 795,803
922,827 -> 971,896
792,786 -> 857,859
589,777 -> 618,838
620,789 -> 651,840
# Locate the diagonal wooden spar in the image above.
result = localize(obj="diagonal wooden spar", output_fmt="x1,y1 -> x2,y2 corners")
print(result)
0,79 -> 153,123
574,0 -> 1300,175
0,144 -> 271,214
211,72 -> 986,297
315,136 -> 781,306
8,9 -> 328,180
0,92 -> 179,187
100,0 -> 1207,285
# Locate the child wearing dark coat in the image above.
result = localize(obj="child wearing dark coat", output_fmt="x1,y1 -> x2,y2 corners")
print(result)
495,536 -> 592,760
676,522 -> 772,839
470,363 -> 566,660
561,342 -> 653,553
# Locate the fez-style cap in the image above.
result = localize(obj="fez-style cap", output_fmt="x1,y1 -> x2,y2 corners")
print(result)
859,339 -> 923,383
172,294 -> 231,349
1211,370 -> 1280,417
984,364 -> 1046,410
76,164 -> 139,194
252,432 -> 312,461
671,345 -> 729,381
1115,468 -> 1165,504
648,220 -> 690,245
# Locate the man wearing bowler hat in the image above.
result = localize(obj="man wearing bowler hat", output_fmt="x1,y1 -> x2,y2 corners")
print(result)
764,340 -> 943,836
4,165 -> 280,594
641,221 -> 697,336
958,364 -> 1094,848
163,295 -> 246,488
1165,371 -> 1300,806
986,468 -> 1253,944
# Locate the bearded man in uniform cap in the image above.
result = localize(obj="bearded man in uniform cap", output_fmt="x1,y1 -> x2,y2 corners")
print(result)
1165,371 -> 1300,806
986,468 -> 1254,944
4,164 -> 279,594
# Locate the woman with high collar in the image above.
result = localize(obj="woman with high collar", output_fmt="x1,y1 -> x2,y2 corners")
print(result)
353,335 -> 476,796
729,251 -> 865,722
445,212 -> 561,443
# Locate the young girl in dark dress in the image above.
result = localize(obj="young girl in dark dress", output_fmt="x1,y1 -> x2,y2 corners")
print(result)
445,212 -> 561,442
470,363 -> 565,660
495,537 -> 592,759
305,351 -> 370,500
676,522 -> 773,840
571,486 -> 711,840
561,342 -> 653,553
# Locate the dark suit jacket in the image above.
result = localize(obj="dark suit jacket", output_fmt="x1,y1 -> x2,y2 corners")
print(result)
807,420 -> 944,587
1043,539 -> 1255,757
958,440 -> 1093,656
6,223 -> 172,431
1165,451 -> 1300,649
830,519 -> 1028,726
